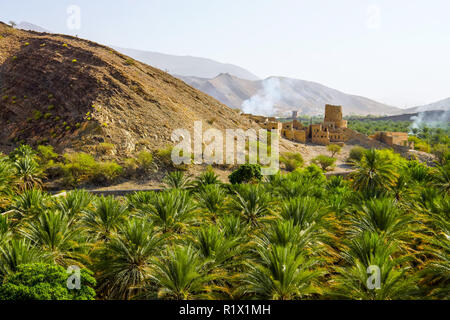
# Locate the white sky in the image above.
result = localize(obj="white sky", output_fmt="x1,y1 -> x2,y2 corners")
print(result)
1,0 -> 449,107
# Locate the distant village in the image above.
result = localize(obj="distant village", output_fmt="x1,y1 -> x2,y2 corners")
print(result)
244,104 -> 414,149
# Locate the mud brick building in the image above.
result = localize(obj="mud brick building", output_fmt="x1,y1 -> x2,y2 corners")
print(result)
280,104 -> 348,145
370,132 -> 414,148
244,104 -> 414,149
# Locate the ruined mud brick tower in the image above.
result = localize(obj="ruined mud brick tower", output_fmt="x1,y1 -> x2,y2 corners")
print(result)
323,104 -> 348,130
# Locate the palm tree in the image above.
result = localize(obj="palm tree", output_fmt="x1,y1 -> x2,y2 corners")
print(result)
275,178 -> 324,200
96,218 -> 164,300
54,189 -> 93,223
280,196 -> 328,231
10,189 -> 51,223
258,220 -> 316,254
126,191 -> 156,212
0,239 -> 46,279
19,210 -> 85,267
0,215 -> 12,245
420,195 -> 450,298
351,149 -> 398,194
218,214 -> 250,239
192,225 -> 239,269
230,185 -> 272,227
13,155 -> 43,191
82,196 -> 128,241
150,246 -> 216,300
145,189 -> 197,234
0,159 -> 16,209
163,171 -> 193,190
332,232 -> 418,300
406,161 -> 431,185
194,169 -> 221,189
195,184 -> 226,218
390,174 -> 416,203
326,176 -> 347,190
242,244 -> 322,300
421,234 -> 450,299
433,163 -> 450,195
348,198 -> 413,242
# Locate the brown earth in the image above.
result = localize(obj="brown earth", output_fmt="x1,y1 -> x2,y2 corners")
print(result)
0,22 -> 259,156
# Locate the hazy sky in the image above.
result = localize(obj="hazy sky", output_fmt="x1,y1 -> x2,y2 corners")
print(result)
1,0 -> 449,107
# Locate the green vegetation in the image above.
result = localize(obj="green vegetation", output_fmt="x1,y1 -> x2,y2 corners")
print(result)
348,119 -> 450,155
312,155 -> 336,171
96,143 -> 115,155
348,146 -> 366,162
348,120 -> 412,135
156,145 -> 174,166
0,263 -> 96,300
327,144 -> 342,158
32,110 -> 42,121
280,152 -> 304,172
59,152 -> 122,186
0,144 -> 449,300
36,145 -> 58,168
136,151 -> 154,172
125,59 -> 135,66
229,164 -> 263,184
123,151 -> 154,177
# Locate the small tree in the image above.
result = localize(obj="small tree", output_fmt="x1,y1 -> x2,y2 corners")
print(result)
327,144 -> 342,158
229,164 -> 262,184
137,150 -> 154,173
9,21 -> 17,28
312,155 -> 336,171
348,146 -> 366,162
0,263 -> 96,300
280,152 -> 304,172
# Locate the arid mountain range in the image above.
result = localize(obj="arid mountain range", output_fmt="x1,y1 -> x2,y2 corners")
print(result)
179,73 -> 402,116
400,97 -> 450,114
114,46 -> 260,81
9,21 -> 450,118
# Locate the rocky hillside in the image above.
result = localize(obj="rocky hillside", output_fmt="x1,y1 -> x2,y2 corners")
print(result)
0,22 -> 254,156
179,74 -> 401,117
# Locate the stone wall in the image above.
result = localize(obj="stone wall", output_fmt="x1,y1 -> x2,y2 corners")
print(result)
343,128 -> 390,149
311,124 -> 330,145
293,130 -> 306,143
371,132 -> 411,148
260,121 -> 282,135
281,127 -> 306,143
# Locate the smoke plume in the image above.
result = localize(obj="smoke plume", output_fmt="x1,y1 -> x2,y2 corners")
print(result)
242,77 -> 281,116
410,110 -> 450,131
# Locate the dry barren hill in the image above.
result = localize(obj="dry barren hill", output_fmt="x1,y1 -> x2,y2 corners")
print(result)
0,22 -> 253,156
